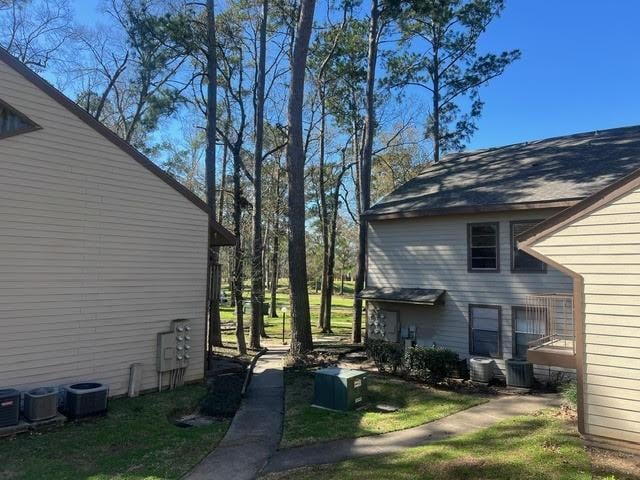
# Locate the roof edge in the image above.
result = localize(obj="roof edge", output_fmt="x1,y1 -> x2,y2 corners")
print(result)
518,167 -> 640,249
363,199 -> 581,221
0,47 -> 235,244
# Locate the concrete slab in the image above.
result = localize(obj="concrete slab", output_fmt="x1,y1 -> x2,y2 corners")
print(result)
183,347 -> 287,480
262,393 -> 561,474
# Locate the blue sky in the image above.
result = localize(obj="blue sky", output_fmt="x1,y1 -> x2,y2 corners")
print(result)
72,0 -> 640,150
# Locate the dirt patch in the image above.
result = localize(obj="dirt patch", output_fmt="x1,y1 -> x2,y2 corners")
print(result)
589,447 -> 640,480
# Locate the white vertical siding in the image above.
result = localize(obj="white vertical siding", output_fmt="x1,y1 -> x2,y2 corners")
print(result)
367,209 -> 574,376
0,59 -> 208,396
533,188 -> 640,445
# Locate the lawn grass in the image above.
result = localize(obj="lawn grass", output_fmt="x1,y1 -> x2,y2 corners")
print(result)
281,369 -> 485,448
266,412 -> 595,480
220,280 -> 359,346
0,384 -> 229,480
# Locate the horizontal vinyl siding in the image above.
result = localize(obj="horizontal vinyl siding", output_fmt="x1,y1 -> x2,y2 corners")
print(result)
533,187 -> 640,445
0,59 -> 208,396
367,209 -> 573,376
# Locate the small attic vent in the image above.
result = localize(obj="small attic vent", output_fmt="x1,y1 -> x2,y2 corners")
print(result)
0,99 -> 39,139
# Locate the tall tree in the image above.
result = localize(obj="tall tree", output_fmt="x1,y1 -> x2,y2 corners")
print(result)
205,0 -> 224,358
353,0 -> 383,343
387,0 -> 520,162
249,0 -> 268,350
286,0 -> 316,355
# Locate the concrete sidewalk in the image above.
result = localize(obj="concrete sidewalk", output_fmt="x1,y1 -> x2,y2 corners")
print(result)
262,393 -> 560,475
184,347 -> 287,480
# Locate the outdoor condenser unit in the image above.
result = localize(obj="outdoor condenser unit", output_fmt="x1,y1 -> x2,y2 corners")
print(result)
470,358 -> 495,384
0,389 -> 20,428
505,359 -> 534,388
62,383 -> 109,418
23,387 -> 58,422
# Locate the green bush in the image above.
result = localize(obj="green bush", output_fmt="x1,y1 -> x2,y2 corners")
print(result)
366,339 -> 403,374
560,381 -> 578,408
405,346 -> 459,383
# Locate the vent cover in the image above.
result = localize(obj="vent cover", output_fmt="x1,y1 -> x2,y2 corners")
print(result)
0,99 -> 38,139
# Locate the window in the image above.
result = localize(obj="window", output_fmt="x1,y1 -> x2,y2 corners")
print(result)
512,306 -> 547,359
511,221 -> 547,273
0,99 -> 38,139
469,305 -> 501,358
468,222 -> 499,272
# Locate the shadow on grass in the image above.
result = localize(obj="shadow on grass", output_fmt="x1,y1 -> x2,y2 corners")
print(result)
281,370 -> 483,448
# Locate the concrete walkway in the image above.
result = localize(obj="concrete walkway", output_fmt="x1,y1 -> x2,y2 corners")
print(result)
262,393 -> 561,475
184,347 -> 287,480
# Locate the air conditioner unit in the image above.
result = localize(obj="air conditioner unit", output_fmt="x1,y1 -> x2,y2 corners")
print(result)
62,383 -> 109,419
23,387 -> 58,422
470,358 -> 495,384
506,359 -> 534,388
0,389 -> 20,428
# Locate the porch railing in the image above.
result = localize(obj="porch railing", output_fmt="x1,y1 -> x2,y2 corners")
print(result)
524,293 -> 575,355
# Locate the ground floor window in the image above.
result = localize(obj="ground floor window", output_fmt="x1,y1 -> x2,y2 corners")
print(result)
512,306 -> 547,359
469,304 -> 501,358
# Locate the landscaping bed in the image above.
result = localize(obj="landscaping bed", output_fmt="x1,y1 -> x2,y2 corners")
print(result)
267,411 -> 597,480
281,368 -> 485,448
0,384 -> 230,480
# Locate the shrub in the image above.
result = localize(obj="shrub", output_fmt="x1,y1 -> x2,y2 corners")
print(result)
366,339 -> 403,374
560,381 -> 578,408
405,346 -> 459,383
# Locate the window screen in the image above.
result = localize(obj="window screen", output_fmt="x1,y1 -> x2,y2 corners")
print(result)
470,305 -> 501,357
511,221 -> 546,272
468,223 -> 499,271
513,307 -> 547,359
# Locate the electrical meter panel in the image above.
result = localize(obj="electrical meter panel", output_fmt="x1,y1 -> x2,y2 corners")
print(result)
157,319 -> 192,372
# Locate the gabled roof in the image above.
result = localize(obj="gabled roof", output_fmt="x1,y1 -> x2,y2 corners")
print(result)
0,47 -> 234,246
518,165 -> 640,249
365,125 -> 640,220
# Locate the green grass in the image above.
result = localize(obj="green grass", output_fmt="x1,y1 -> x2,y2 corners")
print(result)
220,280 -> 359,345
281,370 -> 485,448
0,385 -> 229,480
266,412 -> 595,480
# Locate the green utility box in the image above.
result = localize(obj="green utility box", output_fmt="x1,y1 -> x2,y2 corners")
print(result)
313,368 -> 367,411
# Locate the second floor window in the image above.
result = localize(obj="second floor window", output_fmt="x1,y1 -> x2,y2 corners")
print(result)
511,221 -> 547,273
468,222 -> 499,272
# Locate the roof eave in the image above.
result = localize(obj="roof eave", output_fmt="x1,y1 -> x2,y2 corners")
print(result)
363,199 -> 582,221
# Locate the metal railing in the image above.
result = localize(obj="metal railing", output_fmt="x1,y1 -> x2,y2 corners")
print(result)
524,293 -> 575,355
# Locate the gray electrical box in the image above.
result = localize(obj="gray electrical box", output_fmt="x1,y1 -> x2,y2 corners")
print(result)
313,368 -> 367,411
368,308 -> 399,342
157,319 -> 192,372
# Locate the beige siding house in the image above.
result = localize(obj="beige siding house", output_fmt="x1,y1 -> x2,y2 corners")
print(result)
363,125 -> 640,380
0,48 -> 233,396
520,169 -> 640,454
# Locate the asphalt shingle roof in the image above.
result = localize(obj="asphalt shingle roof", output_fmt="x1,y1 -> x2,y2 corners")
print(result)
365,125 -> 640,219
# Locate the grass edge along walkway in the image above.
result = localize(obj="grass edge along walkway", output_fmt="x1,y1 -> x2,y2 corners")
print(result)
263,393 -> 561,475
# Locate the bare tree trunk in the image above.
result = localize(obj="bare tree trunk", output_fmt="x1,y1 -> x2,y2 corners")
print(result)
286,0 -> 316,355
353,0 -> 380,344
270,229 -> 280,317
318,89 -> 329,330
205,0 -> 223,363
270,164 -> 283,318
250,0 -> 268,350
233,150 -> 247,355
